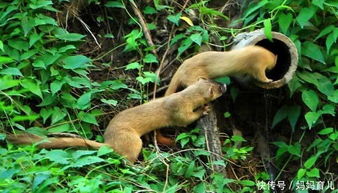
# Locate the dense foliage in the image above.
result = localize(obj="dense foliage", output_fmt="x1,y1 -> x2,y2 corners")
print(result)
0,0 -> 336,192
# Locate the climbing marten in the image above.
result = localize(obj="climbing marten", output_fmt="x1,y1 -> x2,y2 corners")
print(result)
165,46 -> 277,96
156,46 -> 277,145
7,79 -> 226,163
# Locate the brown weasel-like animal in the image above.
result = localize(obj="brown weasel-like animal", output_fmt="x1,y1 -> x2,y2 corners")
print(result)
156,46 -> 277,145
165,46 -> 277,96
7,79 -> 226,163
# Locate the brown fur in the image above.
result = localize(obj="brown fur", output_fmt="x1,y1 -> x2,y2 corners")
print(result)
156,46 -> 277,145
7,79 -> 225,163
165,46 -> 277,96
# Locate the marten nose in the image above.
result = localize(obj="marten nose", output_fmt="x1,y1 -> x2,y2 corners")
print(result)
220,84 -> 227,93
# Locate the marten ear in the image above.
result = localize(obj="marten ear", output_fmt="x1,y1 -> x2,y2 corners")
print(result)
274,55 -> 278,65
208,87 -> 214,97
198,77 -> 207,81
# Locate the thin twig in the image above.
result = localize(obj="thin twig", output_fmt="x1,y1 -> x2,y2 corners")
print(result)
129,0 -> 158,57
76,16 -> 101,48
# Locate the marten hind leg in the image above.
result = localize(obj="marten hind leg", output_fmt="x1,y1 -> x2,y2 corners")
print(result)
110,130 -> 142,164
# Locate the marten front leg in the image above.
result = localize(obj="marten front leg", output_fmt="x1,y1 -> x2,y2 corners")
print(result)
184,104 -> 210,123
256,68 -> 273,83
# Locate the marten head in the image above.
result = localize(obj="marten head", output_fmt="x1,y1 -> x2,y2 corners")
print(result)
195,78 -> 226,101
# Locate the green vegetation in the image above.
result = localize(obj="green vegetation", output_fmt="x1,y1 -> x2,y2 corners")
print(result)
0,0 -> 337,192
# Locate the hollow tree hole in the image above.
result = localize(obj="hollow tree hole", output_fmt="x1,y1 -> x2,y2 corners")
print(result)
255,39 -> 291,81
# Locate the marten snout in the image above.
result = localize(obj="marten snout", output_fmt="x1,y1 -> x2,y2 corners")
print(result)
220,84 -> 227,93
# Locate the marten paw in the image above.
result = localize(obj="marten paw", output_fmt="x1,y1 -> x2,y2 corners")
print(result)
262,78 -> 273,83
203,105 -> 211,115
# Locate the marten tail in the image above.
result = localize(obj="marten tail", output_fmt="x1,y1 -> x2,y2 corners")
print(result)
165,75 -> 181,96
7,133 -> 105,149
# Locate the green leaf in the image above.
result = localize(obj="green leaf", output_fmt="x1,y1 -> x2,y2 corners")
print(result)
193,183 -> 206,193
170,34 -> 185,46
302,89 -> 319,111
143,6 -> 157,14
167,13 -> 182,26
190,33 -> 203,46
199,7 -> 229,20
34,14 -> 57,26
77,92 -> 92,110
8,40 -> 29,51
51,107 -> 67,125
304,155 -> 317,169
12,114 -> 40,122
45,149 -> 70,164
0,76 -> 20,91
288,143 -> 301,157
101,99 -> 118,106
0,56 -> 14,65
125,62 -> 141,70
320,104 -> 335,116
72,150 -> 97,160
239,180 -> 255,186
278,13 -> 293,34
305,112 -> 320,129
297,168 -> 306,179
29,32 -> 43,47
21,17 -> 35,36
318,127 -> 333,135
326,32 -> 337,53
314,25 -> 335,40
123,29 -> 142,52
105,1 -> 125,8
97,146 -> 114,156
223,112 -> 231,118
55,33 -> 85,41
70,156 -> 105,168
0,67 -> 23,76
272,105 -> 288,128
29,0 -> 53,9
32,172 -> 50,191
63,55 -> 91,69
287,105 -> 301,131
312,0 -> 325,9
263,19 -> 273,41
21,50 -> 38,60
192,168 -> 205,180
78,111 -> 98,126
20,79 -> 43,98
328,90 -> 338,103
243,0 -> 268,18
48,124 -> 71,133
296,6 -> 316,28
302,41 -> 325,64
306,168 -> 320,178
50,80 -> 65,95
0,40 -> 4,52
143,54 -> 158,63
40,108 -> 53,123
178,38 -> 193,56
32,60 -> 46,69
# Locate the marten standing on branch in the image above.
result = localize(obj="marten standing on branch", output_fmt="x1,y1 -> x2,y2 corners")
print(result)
156,46 -> 277,145
7,79 -> 226,163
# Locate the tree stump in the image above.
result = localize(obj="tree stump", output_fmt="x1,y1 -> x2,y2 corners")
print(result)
199,29 -> 298,175
232,29 -> 299,89
198,105 -> 226,174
